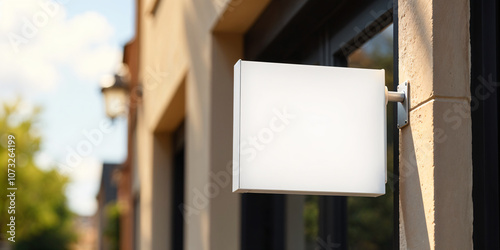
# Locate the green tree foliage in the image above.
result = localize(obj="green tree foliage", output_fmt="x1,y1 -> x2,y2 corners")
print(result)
0,100 -> 76,250
304,195 -> 319,245
103,202 -> 120,250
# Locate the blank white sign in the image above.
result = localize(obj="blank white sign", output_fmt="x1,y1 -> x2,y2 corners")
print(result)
233,60 -> 386,197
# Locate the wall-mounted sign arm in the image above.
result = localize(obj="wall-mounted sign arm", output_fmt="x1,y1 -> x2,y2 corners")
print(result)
233,60 -> 410,197
386,87 -> 405,103
385,81 -> 410,129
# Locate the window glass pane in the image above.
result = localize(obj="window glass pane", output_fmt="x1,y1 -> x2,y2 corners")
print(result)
347,24 -> 394,250
304,195 -> 319,249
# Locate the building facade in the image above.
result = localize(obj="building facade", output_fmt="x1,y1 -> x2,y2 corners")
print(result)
115,0 -> 499,249
96,163 -> 119,250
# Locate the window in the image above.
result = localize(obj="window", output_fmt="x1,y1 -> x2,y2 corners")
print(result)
172,122 -> 185,250
243,1 -> 398,249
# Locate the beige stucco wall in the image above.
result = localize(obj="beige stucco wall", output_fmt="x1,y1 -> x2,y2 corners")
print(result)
134,0 -> 474,249
135,0 -> 269,249
399,0 -> 473,248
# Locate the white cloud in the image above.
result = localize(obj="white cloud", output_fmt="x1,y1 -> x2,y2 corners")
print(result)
68,156 -> 103,182
65,180 -> 99,216
0,0 -> 123,217
0,0 -> 121,93
34,151 -> 54,170
65,157 -> 103,216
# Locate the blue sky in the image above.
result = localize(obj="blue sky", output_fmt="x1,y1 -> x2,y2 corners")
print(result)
0,0 -> 135,215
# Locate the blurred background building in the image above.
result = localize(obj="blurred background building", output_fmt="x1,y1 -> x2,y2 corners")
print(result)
98,0 -> 499,249
70,216 -> 97,250
95,163 -> 120,250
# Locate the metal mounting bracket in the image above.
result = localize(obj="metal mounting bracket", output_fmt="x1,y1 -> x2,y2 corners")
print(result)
386,81 -> 410,129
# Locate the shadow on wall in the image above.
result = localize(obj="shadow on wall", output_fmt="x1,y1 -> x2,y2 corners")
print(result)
400,127 -> 431,249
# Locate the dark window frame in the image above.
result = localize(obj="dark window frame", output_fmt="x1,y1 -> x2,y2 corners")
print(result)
242,0 -> 399,249
470,0 -> 500,249
172,122 -> 185,250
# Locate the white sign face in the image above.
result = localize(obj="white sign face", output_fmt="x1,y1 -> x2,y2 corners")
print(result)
233,60 -> 386,197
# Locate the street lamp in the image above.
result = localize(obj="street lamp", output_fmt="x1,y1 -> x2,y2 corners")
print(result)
100,66 -> 130,120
